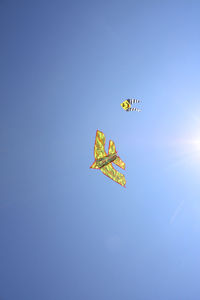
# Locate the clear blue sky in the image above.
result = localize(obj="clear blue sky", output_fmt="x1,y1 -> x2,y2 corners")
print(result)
1,1 -> 200,299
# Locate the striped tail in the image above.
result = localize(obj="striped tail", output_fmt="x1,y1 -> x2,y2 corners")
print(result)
126,107 -> 141,112
127,98 -> 141,104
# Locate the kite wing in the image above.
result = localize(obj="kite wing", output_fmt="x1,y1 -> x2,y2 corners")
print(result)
94,130 -> 107,160
108,140 -> 116,154
108,140 -> 125,170
101,163 -> 126,187
113,157 -> 125,170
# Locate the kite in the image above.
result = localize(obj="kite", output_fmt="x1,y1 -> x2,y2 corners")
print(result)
90,130 -> 126,187
121,98 -> 141,112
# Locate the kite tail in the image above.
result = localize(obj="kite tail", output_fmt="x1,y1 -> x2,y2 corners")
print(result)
126,107 -> 141,112
127,98 -> 141,104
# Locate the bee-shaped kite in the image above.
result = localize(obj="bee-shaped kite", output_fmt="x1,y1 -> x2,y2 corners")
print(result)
121,99 -> 141,112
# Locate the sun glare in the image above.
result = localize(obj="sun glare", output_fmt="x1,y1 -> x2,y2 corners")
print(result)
175,137 -> 200,166
168,114 -> 200,169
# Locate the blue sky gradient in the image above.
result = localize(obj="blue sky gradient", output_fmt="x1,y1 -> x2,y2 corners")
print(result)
1,1 -> 200,299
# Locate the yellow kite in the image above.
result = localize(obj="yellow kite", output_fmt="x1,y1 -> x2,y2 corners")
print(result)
121,98 -> 141,112
90,130 -> 126,187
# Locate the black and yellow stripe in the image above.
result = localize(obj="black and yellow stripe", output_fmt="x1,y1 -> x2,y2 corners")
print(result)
126,107 -> 141,112
127,98 -> 141,105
